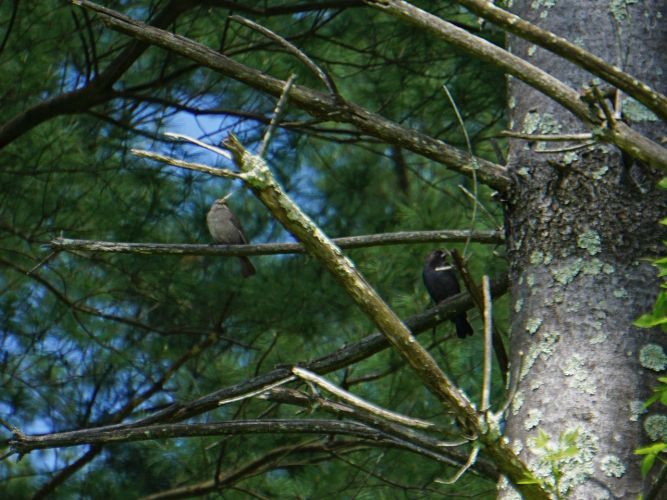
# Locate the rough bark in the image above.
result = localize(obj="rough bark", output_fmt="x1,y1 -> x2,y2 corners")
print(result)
503,1 -> 667,498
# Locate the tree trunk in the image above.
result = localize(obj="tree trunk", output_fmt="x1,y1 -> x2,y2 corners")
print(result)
502,0 -> 667,497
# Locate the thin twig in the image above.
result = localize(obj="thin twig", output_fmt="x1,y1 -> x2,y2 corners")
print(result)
442,84 -> 477,258
0,417 -> 20,435
497,351 -> 525,416
230,15 -> 339,97
292,367 -> 436,431
457,185 -> 500,229
164,132 -> 232,159
613,88 -> 622,120
450,250 -> 508,383
262,388 -> 473,458
131,149 -> 242,179
481,276 -> 493,412
26,251 -> 60,276
259,73 -> 297,157
499,131 -> 593,142
593,85 -> 616,129
436,443 -> 480,484
534,141 -> 597,154
217,376 -> 296,406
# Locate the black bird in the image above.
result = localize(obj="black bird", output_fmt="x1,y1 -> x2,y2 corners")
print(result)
422,249 -> 473,338
206,194 -> 256,278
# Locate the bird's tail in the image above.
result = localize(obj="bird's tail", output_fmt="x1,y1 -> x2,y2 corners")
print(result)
453,314 -> 473,338
239,256 -> 256,278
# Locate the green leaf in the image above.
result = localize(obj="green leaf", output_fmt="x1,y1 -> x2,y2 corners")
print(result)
658,178 -> 667,190
653,292 -> 667,314
640,453 -> 656,478
561,429 -> 579,446
550,446 -> 579,461
516,475 -> 543,485
642,393 -> 660,408
534,429 -> 550,448
635,443 -> 666,455
633,314 -> 667,328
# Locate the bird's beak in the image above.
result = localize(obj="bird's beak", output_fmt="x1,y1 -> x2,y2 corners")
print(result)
221,192 -> 233,203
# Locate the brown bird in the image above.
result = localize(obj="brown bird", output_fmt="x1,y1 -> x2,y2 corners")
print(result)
206,194 -> 256,278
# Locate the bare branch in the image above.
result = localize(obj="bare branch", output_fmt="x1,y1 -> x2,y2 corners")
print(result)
50,230 -> 503,257
9,419 -> 387,453
292,367 -> 436,430
442,83 -> 478,258
481,275 -> 493,413
264,388 -> 500,484
450,250 -> 509,383
259,74 -> 298,157
164,132 -> 232,160
231,15 -> 339,97
499,131 -> 593,142
131,149 -> 242,179
437,444 -> 480,485
593,85 -> 617,129
217,376 -> 296,407
535,141 -> 597,154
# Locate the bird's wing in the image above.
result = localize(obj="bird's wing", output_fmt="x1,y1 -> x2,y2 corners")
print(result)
229,211 -> 249,244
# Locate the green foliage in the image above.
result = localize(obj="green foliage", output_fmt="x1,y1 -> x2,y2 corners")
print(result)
520,429 -> 583,500
634,286 -> 667,329
634,181 -> 667,331
635,442 -> 667,478
643,377 -> 667,409
633,177 -> 667,480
